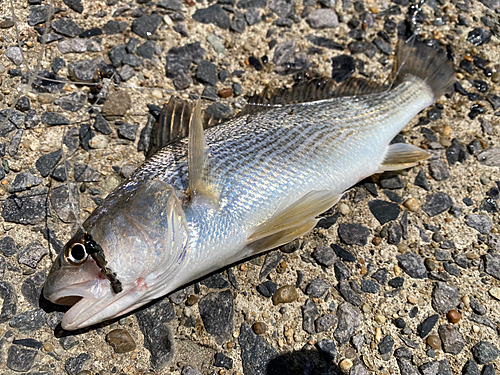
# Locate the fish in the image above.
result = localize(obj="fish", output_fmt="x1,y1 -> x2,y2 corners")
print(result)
43,39 -> 455,330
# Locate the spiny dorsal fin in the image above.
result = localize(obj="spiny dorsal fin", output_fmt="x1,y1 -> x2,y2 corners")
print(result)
379,143 -> 431,171
247,190 -> 341,253
240,77 -> 387,116
188,101 -> 208,199
146,97 -> 225,158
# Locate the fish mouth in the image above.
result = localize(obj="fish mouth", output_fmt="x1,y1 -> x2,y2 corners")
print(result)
47,282 -> 145,330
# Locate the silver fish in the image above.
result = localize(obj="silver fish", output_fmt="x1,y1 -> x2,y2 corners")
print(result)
44,40 -> 455,330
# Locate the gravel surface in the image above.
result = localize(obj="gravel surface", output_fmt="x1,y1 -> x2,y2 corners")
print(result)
0,0 -> 499,373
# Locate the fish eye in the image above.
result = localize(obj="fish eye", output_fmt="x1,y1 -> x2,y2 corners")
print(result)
66,243 -> 88,265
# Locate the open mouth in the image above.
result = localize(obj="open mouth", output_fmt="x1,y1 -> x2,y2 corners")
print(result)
55,296 -> 83,306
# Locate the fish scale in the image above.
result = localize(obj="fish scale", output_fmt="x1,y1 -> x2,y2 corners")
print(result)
43,40 -> 455,330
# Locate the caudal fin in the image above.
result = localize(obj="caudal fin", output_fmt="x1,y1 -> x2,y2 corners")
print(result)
394,39 -> 455,100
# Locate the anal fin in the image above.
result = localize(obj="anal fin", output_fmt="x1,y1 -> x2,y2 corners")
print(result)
379,143 -> 431,171
247,190 -> 341,253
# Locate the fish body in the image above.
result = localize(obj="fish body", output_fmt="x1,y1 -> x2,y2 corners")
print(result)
44,40 -> 455,330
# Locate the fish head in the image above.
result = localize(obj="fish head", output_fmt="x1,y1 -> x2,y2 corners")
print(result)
44,179 -> 189,330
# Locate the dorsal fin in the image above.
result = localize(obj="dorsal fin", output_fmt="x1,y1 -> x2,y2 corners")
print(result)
240,77 -> 387,116
146,97 -> 225,158
188,101 -> 208,199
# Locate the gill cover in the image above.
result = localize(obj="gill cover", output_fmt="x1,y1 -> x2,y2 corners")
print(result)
44,179 -> 189,330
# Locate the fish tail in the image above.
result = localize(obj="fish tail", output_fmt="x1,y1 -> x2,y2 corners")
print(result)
394,39 -> 455,100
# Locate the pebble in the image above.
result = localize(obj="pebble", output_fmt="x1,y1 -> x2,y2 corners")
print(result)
6,345 -> 38,372
447,309 -> 461,323
198,290 -> 234,344
331,55 -> 355,82
426,335 -> 441,349
252,322 -> 266,334
306,278 -> 329,298
214,352 -> 233,369
334,261 -> 350,281
311,245 -> 337,267
338,223 -> 370,246
65,353 -> 91,375
465,214 -> 493,234
18,241 -> 48,268
106,329 -> 136,353
272,285 -> 297,305
378,335 -> 394,360
256,280 -> 277,298
52,17 -> 83,37
273,40 -> 295,65
467,27 -> 492,46
477,147 -> 500,167
339,358 -> 353,371
316,339 -> 338,361
432,282 -> 459,314
192,4 -> 230,29
131,14 -> 163,38
135,299 -> 175,368
331,244 -> 355,262
259,251 -> 282,280
396,252 -> 427,279
462,360 -> 481,375
9,308 -> 46,331
2,188 -> 49,225
196,60 -> 218,86
239,323 -> 289,374
315,313 -> 337,332
9,172 -> 42,193
379,171 -> 404,189
368,199 -> 400,224
60,336 -> 78,350
4,47 -> 24,66
489,286 -> 500,300
419,314 -> 439,338
41,112 -> 70,126
438,324 -> 465,354
429,160 -> 450,181
334,302 -> 361,345
421,192 -> 453,217
74,164 -> 99,182
301,299 -> 318,334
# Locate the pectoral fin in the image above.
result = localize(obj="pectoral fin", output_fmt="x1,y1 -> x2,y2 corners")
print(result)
379,143 -> 431,171
247,190 -> 341,253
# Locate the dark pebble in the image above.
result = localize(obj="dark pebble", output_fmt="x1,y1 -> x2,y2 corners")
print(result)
41,112 -> 69,126
0,237 -> 17,257
394,317 -> 406,329
18,241 -> 48,268
378,335 -> 394,359
438,324 -> 465,354
158,0 -> 182,10
419,314 -> 439,338
465,214 -> 493,234
9,172 -> 41,193
368,199 -> 400,224
74,164 -> 99,182
65,353 -> 91,375
331,244 -> 355,262
9,129 -> 23,156
383,190 -> 403,203
315,313 -> 337,332
231,11 -> 246,33
307,35 -> 343,50
462,360 -> 481,375
467,27 -> 492,46
482,365 -> 495,375
214,352 -> 233,369
484,253 -> 500,280
198,290 -> 234,344
196,60 -> 218,86
248,56 -> 263,71
6,345 -> 37,372
471,341 -> 500,364
334,302 -> 361,345
306,278 -> 329,298
13,338 -> 43,349
137,41 -> 155,59
135,299 -> 175,369
63,0 -> 83,12
337,280 -> 362,306
334,260 -> 350,281
396,252 -> 427,279
60,336 -> 79,350
371,268 -> 388,285
116,123 -> 138,141
239,323 -> 290,374
429,160 -> 450,181
131,14 -> 163,38
192,4 -> 231,29
386,221 -> 402,245
200,273 -> 230,289
51,17 -> 83,37
311,245 -> 337,267
432,282 -> 459,314
443,262 -> 460,277
93,113 -> 112,135
102,20 -> 127,35
470,297 -> 487,315
21,272 -> 45,307
302,299 -> 318,334
316,339 -> 338,361
421,192 -> 453,217
272,40 -> 295,65
414,169 -> 430,191
25,109 -> 39,129
479,198 -> 498,213
388,277 -> 404,288
331,55 -> 355,82
338,223 -> 369,246
256,280 -> 277,297
2,188 -> 49,225
360,279 -> 380,293
486,94 -> 500,110
446,138 -> 468,165
201,86 -> 219,101
245,8 -> 260,25
373,38 -> 392,55
9,308 -> 46,331
16,96 -> 31,111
